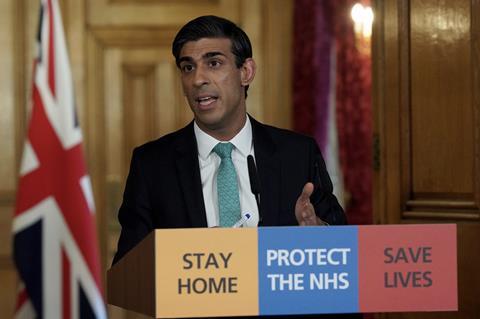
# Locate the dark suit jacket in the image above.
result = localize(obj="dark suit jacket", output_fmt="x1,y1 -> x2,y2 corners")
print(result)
112,117 -> 346,265
112,117 -> 357,318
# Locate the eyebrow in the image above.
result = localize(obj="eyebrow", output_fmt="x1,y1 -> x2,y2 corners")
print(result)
204,51 -> 226,59
178,51 -> 226,64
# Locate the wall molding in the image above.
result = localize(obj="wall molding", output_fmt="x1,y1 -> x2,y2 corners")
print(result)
0,255 -> 14,269
406,199 -> 479,211
0,191 -> 15,206
109,0 -> 218,4
403,211 -> 480,221
90,26 -> 178,47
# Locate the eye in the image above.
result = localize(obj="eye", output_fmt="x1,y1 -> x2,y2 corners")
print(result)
209,60 -> 222,68
180,64 -> 194,73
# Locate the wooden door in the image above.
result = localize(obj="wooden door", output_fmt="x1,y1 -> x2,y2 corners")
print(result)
373,0 -> 480,318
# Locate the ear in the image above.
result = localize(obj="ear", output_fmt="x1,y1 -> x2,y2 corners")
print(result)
240,58 -> 256,86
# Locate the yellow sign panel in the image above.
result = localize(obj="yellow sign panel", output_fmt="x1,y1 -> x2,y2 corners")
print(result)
155,228 -> 258,318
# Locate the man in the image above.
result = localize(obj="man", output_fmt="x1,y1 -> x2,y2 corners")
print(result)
113,15 -> 346,264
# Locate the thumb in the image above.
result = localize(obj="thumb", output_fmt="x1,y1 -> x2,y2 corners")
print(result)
299,182 -> 314,203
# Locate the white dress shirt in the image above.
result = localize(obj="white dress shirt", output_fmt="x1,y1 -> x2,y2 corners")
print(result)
194,117 -> 259,227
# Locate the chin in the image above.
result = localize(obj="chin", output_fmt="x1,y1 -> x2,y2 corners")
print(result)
195,114 -> 224,129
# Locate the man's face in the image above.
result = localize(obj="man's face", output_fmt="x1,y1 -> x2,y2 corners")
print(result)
178,37 -> 255,140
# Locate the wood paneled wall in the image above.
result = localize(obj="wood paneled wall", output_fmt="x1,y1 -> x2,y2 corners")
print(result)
373,0 -> 480,318
0,0 -> 292,318
6,0 -> 478,318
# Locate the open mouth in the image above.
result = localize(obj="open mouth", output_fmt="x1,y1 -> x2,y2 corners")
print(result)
196,96 -> 218,107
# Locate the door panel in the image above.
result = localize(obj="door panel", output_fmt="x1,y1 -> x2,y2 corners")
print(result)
373,0 -> 480,318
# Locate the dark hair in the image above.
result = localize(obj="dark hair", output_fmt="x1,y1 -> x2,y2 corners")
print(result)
172,15 -> 253,97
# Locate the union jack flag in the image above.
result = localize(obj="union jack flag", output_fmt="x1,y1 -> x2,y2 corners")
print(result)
13,0 -> 107,318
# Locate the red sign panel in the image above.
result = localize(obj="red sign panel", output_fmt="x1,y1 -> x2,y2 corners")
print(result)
358,224 -> 457,312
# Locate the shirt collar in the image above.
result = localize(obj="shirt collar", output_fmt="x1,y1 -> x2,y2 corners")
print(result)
194,116 -> 253,160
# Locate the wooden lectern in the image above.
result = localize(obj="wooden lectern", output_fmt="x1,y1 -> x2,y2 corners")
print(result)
107,230 -> 157,317
107,225 -> 457,318
107,228 -> 259,318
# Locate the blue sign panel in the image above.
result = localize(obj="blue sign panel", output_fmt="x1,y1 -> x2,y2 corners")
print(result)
258,226 -> 359,315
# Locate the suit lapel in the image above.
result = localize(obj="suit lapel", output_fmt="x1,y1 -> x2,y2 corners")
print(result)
174,123 -> 208,227
251,117 -> 281,226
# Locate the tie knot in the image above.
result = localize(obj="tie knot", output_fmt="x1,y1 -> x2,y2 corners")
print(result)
213,142 -> 234,159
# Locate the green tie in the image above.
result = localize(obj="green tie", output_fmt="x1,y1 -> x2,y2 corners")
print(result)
213,142 -> 241,227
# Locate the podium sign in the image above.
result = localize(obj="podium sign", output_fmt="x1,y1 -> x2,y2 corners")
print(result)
107,224 -> 457,318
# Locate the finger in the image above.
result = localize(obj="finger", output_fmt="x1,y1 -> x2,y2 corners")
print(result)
298,182 -> 314,203
301,205 -> 314,218
301,204 -> 316,223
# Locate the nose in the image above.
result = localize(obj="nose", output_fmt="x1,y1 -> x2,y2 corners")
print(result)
193,65 -> 209,87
